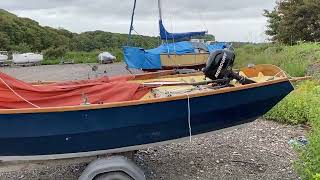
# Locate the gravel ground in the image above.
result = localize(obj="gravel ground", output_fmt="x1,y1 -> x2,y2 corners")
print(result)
0,63 -> 306,180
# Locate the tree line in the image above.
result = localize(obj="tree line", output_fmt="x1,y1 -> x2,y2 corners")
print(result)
264,0 -> 320,44
0,9 -> 160,59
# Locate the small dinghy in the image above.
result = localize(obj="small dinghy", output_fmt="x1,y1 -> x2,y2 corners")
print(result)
0,50 -> 295,161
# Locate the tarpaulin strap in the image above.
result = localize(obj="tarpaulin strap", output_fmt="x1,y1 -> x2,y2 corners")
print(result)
0,76 -> 40,108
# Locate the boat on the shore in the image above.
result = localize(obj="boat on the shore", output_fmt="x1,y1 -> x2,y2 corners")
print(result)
0,51 -> 8,63
0,61 -> 294,160
12,53 -> 43,65
123,0 -> 228,70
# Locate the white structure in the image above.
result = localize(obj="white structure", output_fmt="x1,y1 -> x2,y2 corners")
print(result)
0,54 -> 8,63
206,41 -> 217,45
190,39 -> 205,44
12,53 -> 43,64
98,52 -> 116,64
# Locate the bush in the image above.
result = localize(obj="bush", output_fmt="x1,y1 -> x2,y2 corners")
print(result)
43,46 -> 67,59
265,81 -> 319,124
64,51 -> 99,63
11,43 -> 32,53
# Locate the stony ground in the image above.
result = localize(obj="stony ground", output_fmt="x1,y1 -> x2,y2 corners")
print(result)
0,63 -> 306,180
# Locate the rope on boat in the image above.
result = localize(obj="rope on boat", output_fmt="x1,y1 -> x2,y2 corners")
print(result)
0,76 -> 40,108
186,93 -> 192,142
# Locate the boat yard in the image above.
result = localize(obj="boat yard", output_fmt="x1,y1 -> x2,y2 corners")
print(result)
0,63 -> 305,180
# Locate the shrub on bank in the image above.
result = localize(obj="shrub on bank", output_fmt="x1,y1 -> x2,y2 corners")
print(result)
265,81 -> 319,124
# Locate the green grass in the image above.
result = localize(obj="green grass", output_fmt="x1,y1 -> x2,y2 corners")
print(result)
294,82 -> 320,180
265,80 -> 320,179
265,81 -> 319,124
235,42 -> 320,77
42,48 -> 124,65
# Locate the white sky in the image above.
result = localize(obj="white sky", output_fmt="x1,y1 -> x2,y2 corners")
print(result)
1,0 -> 277,42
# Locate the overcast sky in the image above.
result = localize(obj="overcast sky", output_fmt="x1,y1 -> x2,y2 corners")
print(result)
1,0 -> 277,42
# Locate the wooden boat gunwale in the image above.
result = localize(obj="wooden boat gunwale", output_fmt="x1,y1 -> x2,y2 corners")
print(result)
159,52 -> 209,55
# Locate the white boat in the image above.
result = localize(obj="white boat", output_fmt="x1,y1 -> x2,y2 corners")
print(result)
0,54 -> 8,62
12,53 -> 43,64
98,52 -> 116,64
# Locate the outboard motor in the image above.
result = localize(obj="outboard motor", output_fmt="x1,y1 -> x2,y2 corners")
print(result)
203,49 -> 256,85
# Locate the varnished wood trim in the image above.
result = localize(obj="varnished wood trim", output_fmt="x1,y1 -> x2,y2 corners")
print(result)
133,70 -> 176,80
289,76 -> 312,82
154,72 -> 204,79
31,70 -> 177,85
0,78 -> 290,114
240,64 -> 285,78
160,53 -> 209,56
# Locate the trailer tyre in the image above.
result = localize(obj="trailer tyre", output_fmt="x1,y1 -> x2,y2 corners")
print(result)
94,171 -> 134,180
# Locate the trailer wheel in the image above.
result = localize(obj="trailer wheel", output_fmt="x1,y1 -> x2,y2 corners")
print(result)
94,171 -> 134,180
78,156 -> 146,180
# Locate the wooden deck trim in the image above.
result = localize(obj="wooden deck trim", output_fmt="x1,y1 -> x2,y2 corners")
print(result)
0,78 -> 290,114
160,52 -> 209,56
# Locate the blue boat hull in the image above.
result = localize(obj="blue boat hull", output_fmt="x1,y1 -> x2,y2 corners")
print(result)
0,81 -> 293,158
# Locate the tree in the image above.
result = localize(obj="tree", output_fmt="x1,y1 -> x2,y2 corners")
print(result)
11,43 -> 32,53
264,0 -> 320,44
263,9 -> 281,42
0,32 -> 10,50
0,9 -> 160,55
43,46 -> 67,59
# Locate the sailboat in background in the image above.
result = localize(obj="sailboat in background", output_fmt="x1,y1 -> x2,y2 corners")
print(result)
123,0 -> 228,70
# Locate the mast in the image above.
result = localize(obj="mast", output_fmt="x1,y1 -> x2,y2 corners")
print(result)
128,0 -> 137,46
158,0 -> 162,21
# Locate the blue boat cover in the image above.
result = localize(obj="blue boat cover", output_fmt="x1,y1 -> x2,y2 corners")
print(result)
159,20 -> 206,40
207,42 -> 228,52
147,41 -> 195,55
123,41 -> 228,69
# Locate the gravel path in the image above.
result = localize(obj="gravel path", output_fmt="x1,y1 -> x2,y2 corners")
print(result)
0,64 -> 305,180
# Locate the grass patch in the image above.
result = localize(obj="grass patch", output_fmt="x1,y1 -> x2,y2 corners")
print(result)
294,83 -> 320,180
264,80 -> 320,179
42,48 -> 124,65
265,81 -> 318,124
235,42 -> 320,77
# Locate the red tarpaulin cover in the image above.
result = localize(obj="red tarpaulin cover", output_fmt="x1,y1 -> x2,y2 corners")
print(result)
0,72 -> 151,109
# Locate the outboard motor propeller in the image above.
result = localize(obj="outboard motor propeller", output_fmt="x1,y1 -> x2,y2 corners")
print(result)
203,49 -> 256,85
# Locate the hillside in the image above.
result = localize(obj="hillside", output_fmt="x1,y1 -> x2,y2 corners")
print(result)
0,9 -> 159,54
